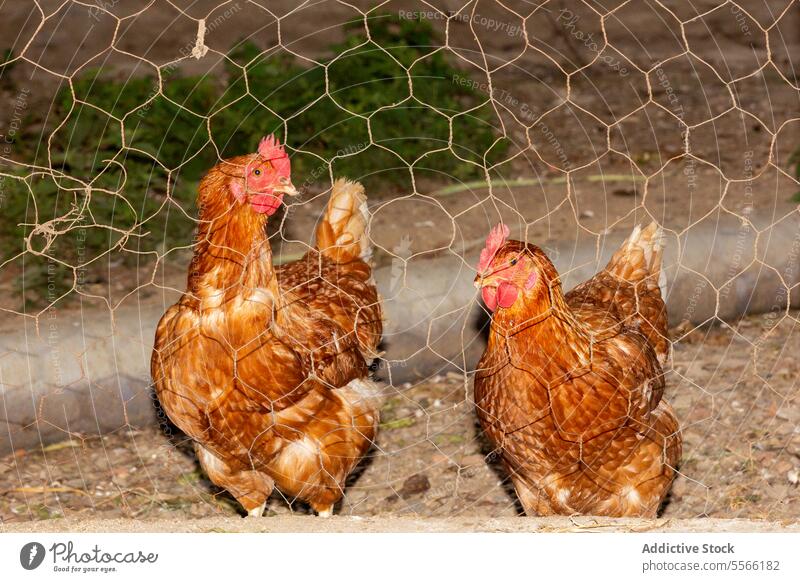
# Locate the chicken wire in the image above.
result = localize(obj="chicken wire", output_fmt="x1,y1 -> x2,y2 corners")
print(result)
0,0 -> 799,522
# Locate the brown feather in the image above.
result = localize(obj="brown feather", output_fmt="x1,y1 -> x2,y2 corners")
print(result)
475,223 -> 681,517
151,162 -> 382,516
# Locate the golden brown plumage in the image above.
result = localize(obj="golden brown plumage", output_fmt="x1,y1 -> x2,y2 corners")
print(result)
474,223 -> 681,517
151,139 -> 382,517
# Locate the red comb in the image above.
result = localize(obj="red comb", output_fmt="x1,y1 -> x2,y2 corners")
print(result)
258,134 -> 291,179
478,223 -> 510,273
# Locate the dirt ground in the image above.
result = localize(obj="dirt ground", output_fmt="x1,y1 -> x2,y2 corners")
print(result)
2,310 -> 799,525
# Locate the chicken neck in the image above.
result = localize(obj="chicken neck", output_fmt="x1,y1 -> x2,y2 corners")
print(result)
488,282 -> 593,382
187,199 -> 277,299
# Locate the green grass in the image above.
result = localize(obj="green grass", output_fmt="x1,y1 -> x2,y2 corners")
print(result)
379,417 -> 417,431
1,13 -> 506,308
790,146 -> 800,202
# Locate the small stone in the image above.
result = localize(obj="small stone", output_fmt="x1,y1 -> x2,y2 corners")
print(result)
788,469 -> 799,486
400,474 -> 431,498
579,209 -> 595,219
385,493 -> 400,504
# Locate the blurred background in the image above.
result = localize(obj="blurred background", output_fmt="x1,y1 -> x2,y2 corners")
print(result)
0,1 -> 799,526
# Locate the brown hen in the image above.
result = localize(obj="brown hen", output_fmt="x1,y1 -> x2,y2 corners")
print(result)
151,137 -> 382,517
474,223 -> 681,517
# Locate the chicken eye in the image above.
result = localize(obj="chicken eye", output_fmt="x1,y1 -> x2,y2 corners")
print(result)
253,169 -> 261,176
509,257 -> 518,266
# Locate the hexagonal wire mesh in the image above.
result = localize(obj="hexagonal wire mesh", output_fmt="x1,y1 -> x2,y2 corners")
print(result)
0,0 -> 798,523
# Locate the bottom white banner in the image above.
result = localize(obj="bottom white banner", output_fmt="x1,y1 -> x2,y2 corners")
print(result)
1,532 -> 798,581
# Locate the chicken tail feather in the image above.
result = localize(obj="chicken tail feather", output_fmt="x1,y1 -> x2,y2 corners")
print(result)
605,222 -> 666,297
315,178 -> 371,263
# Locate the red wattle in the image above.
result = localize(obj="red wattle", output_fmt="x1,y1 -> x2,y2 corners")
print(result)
496,282 -> 519,308
250,192 -> 284,215
481,286 -> 498,311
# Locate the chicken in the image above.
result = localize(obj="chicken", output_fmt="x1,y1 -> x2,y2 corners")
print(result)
473,222 -> 681,517
151,136 -> 382,517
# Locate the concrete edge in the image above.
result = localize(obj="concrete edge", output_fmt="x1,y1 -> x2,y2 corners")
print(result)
1,516 -> 799,534
2,211 -> 800,454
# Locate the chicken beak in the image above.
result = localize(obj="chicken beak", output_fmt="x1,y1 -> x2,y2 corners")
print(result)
274,177 -> 299,197
474,273 -> 485,289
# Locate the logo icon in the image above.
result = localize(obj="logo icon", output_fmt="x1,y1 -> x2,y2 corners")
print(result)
19,542 -> 46,570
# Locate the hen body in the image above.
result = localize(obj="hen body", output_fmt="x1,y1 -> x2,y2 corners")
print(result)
475,223 -> 681,517
152,161 -> 382,516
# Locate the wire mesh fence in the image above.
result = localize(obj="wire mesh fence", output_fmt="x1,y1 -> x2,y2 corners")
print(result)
0,0 -> 799,523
